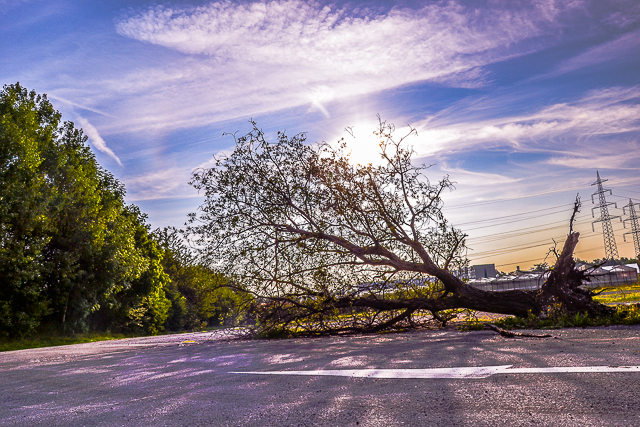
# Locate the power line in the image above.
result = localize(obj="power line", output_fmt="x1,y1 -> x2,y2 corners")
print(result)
447,174 -> 639,267
444,184 -> 588,210
469,232 -> 601,260
453,203 -> 574,227
468,238 -> 563,259
495,257 -> 548,268
469,232 -> 596,256
467,217 -> 593,243
611,193 -> 640,204
617,188 -> 640,196
463,214 -> 592,233
496,241 -> 603,268
490,234 -> 605,268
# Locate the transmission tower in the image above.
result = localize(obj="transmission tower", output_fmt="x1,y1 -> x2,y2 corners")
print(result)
623,199 -> 640,260
591,171 -> 621,261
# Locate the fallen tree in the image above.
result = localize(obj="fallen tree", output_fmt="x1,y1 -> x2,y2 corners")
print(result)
188,119 -> 613,335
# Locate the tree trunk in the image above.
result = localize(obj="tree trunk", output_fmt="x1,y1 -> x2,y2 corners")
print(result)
335,232 -> 611,319
252,231 -> 613,335
536,232 -> 614,317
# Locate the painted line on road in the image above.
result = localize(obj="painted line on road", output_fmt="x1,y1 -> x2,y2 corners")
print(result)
231,365 -> 640,379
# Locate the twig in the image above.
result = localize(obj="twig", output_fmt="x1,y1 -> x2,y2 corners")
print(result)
485,323 -> 552,338
545,238 -> 560,262
570,194 -> 581,234
344,126 -> 355,138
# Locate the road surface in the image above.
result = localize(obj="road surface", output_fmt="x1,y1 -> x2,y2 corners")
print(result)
2,326 -> 640,426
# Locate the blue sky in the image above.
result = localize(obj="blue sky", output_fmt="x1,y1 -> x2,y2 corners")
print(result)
2,0 -> 640,269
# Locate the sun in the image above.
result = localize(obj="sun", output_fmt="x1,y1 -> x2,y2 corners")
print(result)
334,119 -> 421,167
324,119 -> 382,166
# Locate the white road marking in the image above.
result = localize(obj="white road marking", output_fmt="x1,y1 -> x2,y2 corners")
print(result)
231,365 -> 640,379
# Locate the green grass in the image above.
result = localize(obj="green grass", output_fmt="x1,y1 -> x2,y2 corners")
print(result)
594,291 -> 640,304
591,283 -> 640,304
0,332 -> 137,352
494,304 -> 640,330
590,283 -> 640,293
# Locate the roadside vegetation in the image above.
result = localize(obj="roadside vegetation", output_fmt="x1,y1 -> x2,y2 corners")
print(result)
492,303 -> 640,330
592,284 -> 640,304
0,83 -> 247,350
0,332 -> 138,352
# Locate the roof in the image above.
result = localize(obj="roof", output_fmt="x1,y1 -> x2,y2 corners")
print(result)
601,264 -> 639,273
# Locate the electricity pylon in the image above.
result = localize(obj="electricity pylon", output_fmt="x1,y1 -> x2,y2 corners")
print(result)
623,199 -> 640,260
591,171 -> 621,261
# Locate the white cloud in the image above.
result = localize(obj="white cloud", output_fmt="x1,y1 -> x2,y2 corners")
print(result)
124,154 -> 224,202
439,167 -> 521,186
49,94 -> 115,118
603,1 -> 640,29
76,117 -> 123,167
551,29 -> 640,76
545,154 -> 638,170
116,1 -> 543,67
97,0 -> 581,134
409,86 -> 640,163
124,166 -> 198,201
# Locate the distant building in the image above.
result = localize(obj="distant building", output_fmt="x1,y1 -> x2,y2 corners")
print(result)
470,264 -> 497,279
467,263 -> 639,292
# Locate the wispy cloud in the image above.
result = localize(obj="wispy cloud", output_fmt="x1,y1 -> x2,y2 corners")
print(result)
411,86 -> 640,164
49,94 -> 115,118
602,1 -> 640,29
0,0 -> 66,30
76,117 -> 123,167
124,167 -> 197,201
545,153 -> 638,170
549,29 -> 640,77
0,0 -> 33,11
124,154 -> 222,202
397,85 -> 640,228
439,167 -> 522,186
116,1 -> 552,65
97,0 -> 581,134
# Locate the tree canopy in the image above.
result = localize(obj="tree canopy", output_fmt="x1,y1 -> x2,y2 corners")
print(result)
0,83 -> 243,338
188,119 -> 612,336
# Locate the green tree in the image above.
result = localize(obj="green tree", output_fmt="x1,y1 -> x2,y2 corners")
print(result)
98,207 -> 171,335
0,84 -> 58,336
38,122 -> 128,333
0,83 -> 172,337
155,227 -> 246,330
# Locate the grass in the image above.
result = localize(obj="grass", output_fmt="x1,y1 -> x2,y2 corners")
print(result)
493,303 -> 640,330
594,291 -> 640,304
0,332 -> 140,352
591,283 -> 640,293
592,284 -> 640,304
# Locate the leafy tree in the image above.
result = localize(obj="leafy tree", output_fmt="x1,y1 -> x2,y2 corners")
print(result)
188,119 -> 612,336
90,207 -> 171,335
155,227 -> 248,330
38,122 -> 134,333
0,83 -> 172,337
530,263 -> 550,273
0,83 -> 58,336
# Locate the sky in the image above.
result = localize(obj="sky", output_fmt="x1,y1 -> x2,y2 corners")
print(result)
2,0 -> 640,271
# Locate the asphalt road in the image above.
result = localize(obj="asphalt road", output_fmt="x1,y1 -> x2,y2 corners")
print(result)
2,326 -> 640,426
